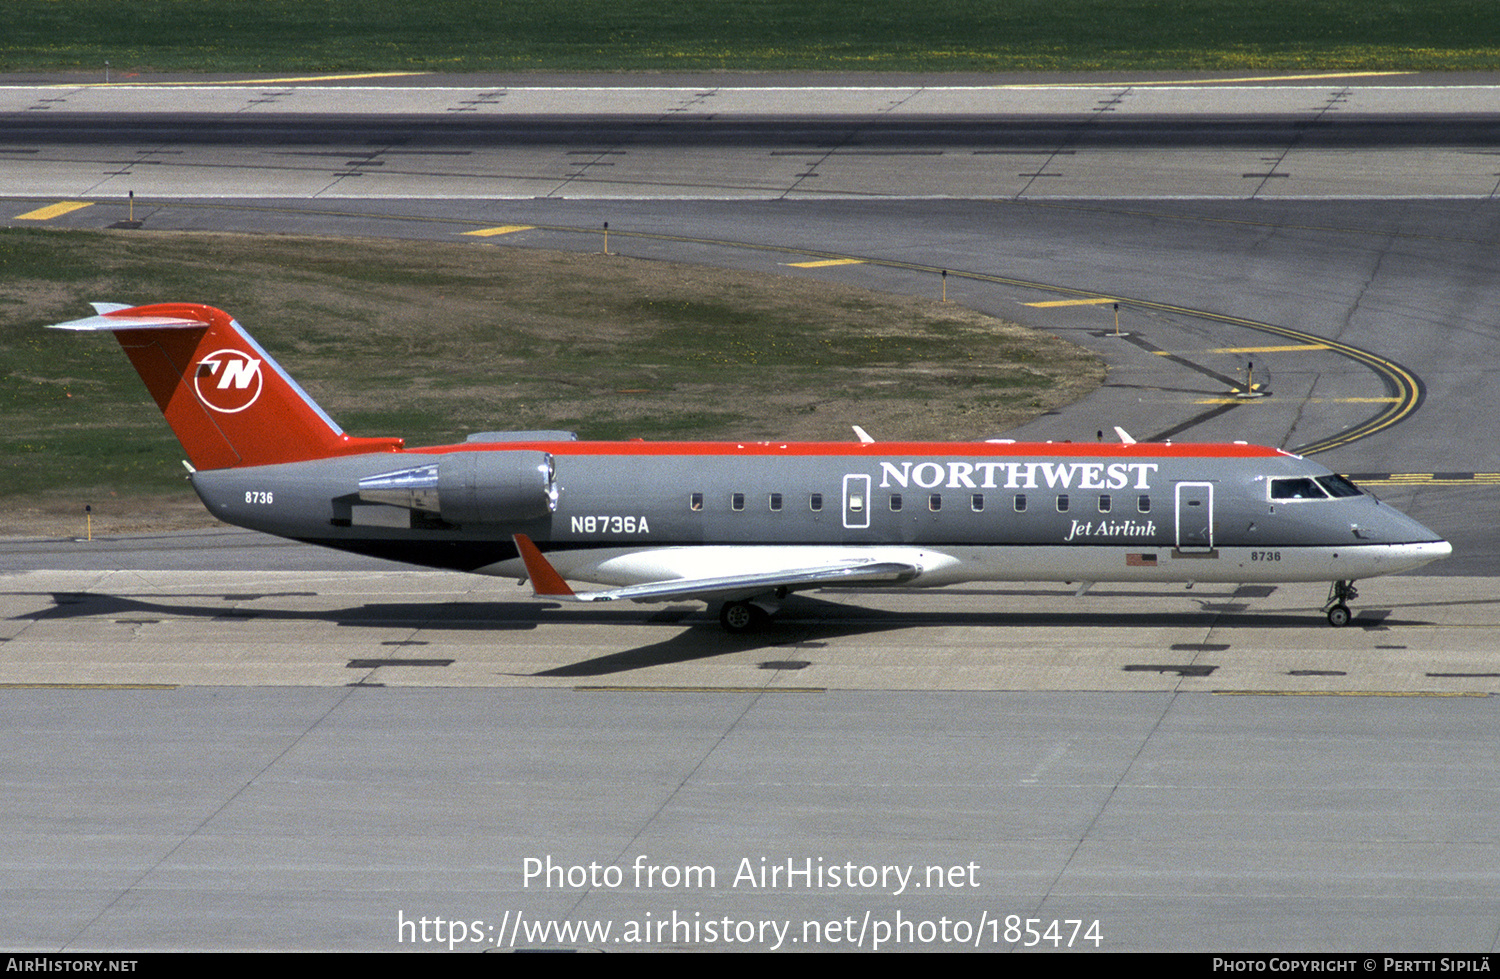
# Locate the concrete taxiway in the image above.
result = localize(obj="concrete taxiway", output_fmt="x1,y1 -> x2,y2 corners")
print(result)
5,564 -> 1500,693
4,74 -> 1500,952
6,76 -> 1500,200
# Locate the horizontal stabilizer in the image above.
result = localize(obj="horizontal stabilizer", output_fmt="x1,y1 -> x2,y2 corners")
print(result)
49,311 -> 210,331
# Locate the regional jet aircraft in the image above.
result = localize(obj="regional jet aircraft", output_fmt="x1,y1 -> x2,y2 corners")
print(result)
53,303 -> 1450,631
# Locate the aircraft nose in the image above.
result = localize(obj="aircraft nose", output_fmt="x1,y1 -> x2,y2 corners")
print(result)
1369,502 -> 1451,569
1364,498 -> 1445,542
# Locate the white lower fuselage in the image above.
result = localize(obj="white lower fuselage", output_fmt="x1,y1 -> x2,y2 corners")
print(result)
485,540 -> 1450,593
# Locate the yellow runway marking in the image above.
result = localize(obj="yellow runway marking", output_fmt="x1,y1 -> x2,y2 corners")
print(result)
1018,71 -> 1416,89
1363,480 -> 1494,486
14,201 -> 92,221
1023,297 -> 1117,307
76,72 -> 429,87
785,258 -> 866,268
1194,396 -> 1399,404
1352,473 -> 1500,486
1158,344 -> 1330,354
463,225 -> 535,237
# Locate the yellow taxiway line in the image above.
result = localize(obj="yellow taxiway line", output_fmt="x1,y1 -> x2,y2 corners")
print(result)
14,201 -> 93,221
63,72 -> 429,88
1023,297 -> 1117,307
784,258 -> 866,268
463,225 -> 536,237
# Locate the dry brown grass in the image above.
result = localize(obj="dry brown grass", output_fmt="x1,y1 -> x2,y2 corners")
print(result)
5,230 -> 1103,535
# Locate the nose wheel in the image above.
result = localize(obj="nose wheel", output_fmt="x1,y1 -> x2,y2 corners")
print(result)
1323,580 -> 1359,627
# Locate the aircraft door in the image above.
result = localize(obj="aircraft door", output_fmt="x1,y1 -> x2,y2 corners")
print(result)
842,474 -> 871,529
1175,481 -> 1214,552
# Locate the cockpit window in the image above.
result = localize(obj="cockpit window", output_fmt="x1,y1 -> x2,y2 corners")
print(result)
1316,474 -> 1364,498
1270,477 -> 1327,500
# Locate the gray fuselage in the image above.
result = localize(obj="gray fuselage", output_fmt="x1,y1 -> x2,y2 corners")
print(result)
189,439 -> 1449,590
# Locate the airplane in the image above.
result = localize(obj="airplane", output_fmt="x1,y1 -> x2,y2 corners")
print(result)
51,301 -> 1451,632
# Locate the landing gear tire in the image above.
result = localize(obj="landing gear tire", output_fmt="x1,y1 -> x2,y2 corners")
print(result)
1323,580 -> 1359,627
719,600 -> 763,634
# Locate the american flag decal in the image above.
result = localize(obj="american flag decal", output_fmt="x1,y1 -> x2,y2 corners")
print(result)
1126,553 -> 1158,567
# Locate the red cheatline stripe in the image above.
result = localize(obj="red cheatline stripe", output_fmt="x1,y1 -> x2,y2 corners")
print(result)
408,440 -> 1282,459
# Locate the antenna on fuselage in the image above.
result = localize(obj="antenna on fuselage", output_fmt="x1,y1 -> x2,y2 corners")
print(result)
1114,426 -> 1137,445
852,425 -> 875,444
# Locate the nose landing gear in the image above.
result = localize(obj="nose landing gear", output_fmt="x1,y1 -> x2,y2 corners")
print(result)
1323,580 -> 1359,627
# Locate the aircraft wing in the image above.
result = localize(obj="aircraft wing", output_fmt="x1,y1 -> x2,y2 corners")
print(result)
512,534 -> 919,603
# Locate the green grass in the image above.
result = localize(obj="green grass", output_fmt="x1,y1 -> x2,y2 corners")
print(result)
3,1 -> 1498,74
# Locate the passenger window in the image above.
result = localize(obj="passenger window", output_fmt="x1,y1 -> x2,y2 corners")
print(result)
890,493 -> 903,512
929,494 -> 942,512
810,493 -> 823,512
732,492 -> 745,511
769,492 -> 782,512
1057,494 -> 1070,512
1138,494 -> 1151,514
971,493 -> 984,512
1098,494 -> 1111,513
690,492 -> 703,511
1014,494 -> 1027,513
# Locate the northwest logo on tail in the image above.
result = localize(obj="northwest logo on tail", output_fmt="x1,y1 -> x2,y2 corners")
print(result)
193,350 -> 263,413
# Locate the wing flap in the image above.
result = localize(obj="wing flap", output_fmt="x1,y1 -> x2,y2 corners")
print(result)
512,535 -> 919,604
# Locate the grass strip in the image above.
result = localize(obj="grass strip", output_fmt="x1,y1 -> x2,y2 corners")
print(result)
4,1 -> 1498,74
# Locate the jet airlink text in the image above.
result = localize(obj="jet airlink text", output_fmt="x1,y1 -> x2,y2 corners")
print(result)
877,460 -> 1159,491
1064,519 -> 1158,542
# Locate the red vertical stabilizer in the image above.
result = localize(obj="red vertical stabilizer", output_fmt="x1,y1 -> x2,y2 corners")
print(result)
51,302 -> 402,470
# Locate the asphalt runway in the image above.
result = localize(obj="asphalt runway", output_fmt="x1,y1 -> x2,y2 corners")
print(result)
4,74 -> 1500,952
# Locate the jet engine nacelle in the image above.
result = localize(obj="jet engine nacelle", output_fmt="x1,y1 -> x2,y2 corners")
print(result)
358,450 -> 558,525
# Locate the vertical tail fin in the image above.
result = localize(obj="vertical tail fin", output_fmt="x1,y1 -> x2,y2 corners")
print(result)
50,302 -> 402,470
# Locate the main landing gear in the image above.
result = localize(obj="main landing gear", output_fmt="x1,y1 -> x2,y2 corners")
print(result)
1323,580 -> 1359,627
719,600 -> 766,634
718,589 -> 789,634
720,596 -> 792,634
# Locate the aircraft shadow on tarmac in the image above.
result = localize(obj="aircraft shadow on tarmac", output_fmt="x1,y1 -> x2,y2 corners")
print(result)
12,591 -> 545,630
7,587 -> 1434,679
530,596 -> 1427,677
